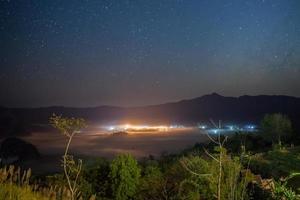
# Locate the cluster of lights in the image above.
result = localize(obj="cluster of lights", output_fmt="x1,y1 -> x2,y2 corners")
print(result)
212,129 -> 219,134
199,125 -> 207,129
106,124 -> 186,133
105,123 -> 257,135
199,124 -> 257,134
245,125 -> 255,130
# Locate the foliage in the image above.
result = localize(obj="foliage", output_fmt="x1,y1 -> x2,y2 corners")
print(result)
137,162 -> 165,199
82,158 -> 111,198
46,173 -> 93,200
181,149 -> 254,200
247,182 -> 273,200
1,146 -> 300,200
49,114 -> 86,138
223,132 -> 272,154
1,114 -> 299,199
109,154 -> 141,200
249,147 -> 300,179
287,174 -> 300,195
0,165 -> 45,200
261,113 -> 293,147
272,173 -> 300,200
180,156 -> 213,199
0,165 -> 72,200
0,183 -> 47,200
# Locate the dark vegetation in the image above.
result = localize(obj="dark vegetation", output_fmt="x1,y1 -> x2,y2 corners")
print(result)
0,113 -> 300,199
0,137 -> 40,164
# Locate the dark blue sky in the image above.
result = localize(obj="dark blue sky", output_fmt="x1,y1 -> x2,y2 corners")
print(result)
1,0 -> 300,107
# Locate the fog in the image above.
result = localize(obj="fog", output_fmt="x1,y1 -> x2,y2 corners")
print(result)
21,127 -> 208,158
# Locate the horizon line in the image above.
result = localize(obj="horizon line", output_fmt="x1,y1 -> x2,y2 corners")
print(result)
1,93 -> 299,109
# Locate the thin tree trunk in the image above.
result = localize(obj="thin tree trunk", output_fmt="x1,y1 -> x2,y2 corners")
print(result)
64,133 -> 75,200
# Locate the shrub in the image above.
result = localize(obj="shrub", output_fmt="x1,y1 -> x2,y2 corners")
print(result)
137,163 -> 165,199
261,113 -> 293,148
82,158 -> 111,198
181,148 -> 254,200
109,154 -> 141,200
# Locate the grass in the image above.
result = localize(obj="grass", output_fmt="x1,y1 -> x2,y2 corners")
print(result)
0,183 -> 48,200
0,165 -> 85,200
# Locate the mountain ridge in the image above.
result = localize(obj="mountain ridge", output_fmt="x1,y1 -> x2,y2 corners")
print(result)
1,93 -> 300,109
0,93 -> 300,128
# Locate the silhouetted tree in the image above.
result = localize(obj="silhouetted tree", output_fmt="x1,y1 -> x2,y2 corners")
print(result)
261,113 -> 292,148
50,114 -> 87,200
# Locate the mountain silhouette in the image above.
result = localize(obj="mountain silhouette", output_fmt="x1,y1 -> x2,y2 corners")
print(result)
0,93 -> 300,135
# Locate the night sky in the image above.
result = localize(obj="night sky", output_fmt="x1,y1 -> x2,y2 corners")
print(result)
1,0 -> 300,107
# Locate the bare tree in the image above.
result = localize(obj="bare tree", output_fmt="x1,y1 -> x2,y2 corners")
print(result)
50,114 -> 86,200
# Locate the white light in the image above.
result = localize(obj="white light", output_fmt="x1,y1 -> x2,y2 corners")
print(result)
124,124 -> 130,130
199,125 -> 207,129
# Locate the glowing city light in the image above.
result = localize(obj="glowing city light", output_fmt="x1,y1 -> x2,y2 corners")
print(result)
105,123 -> 188,134
104,123 -> 257,135
199,125 -> 207,129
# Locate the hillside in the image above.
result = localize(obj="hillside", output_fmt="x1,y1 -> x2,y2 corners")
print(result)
0,93 -> 300,126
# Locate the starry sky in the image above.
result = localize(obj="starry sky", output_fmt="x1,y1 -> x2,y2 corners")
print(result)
0,0 -> 300,107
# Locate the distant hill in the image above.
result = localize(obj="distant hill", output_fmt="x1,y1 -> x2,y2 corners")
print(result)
0,137 -> 40,164
0,93 -> 300,131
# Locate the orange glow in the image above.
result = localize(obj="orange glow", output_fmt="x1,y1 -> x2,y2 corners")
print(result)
106,124 -> 188,134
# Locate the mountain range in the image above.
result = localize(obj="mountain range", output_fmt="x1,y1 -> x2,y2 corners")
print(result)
1,93 -> 300,129
0,93 -> 300,123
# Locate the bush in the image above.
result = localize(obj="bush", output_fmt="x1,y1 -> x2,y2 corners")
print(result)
180,148 -> 254,200
249,147 -> 300,179
83,158 -> 111,198
109,154 -> 141,200
137,163 -> 165,199
261,113 -> 293,147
